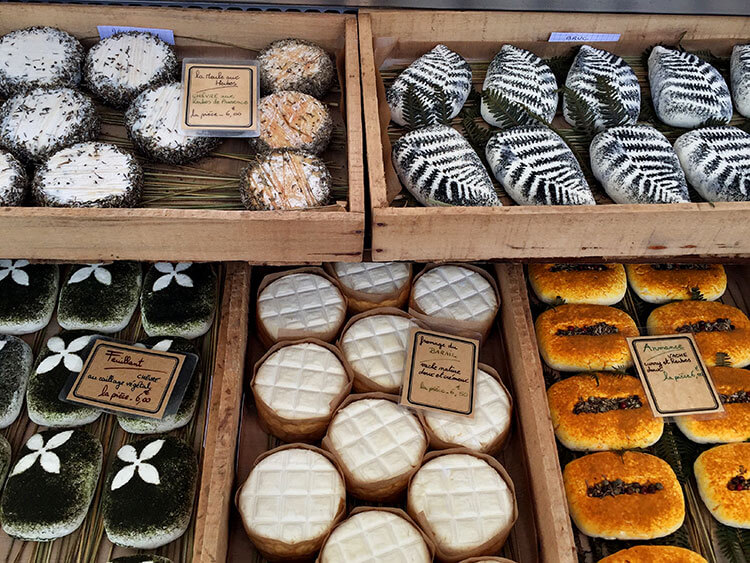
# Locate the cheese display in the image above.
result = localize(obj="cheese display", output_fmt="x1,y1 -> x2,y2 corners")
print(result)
236,446 -> 345,560
675,367 -> 750,443
140,262 -> 217,339
387,44 -> 472,127
408,452 -> 516,561
590,125 -> 690,204
731,44 -> 750,118
323,396 -> 427,500
32,141 -> 143,208
625,263 -> 727,303
84,31 -> 178,108
422,367 -> 512,454
239,148 -> 331,210
528,263 -> 627,306
256,271 -> 346,345
58,261 -> 142,332
392,124 -> 500,207
0,26 -> 83,96
0,261 -> 58,335
674,126 -> 750,202
598,546 -> 708,563
695,442 -> 750,528
548,373 -> 663,451
0,335 -> 32,429
103,436 -> 198,548
481,45 -> 558,127
563,451 -> 685,539
0,429 -> 102,541
329,261 -> 412,313
339,312 -> 418,393
535,304 -> 639,371
125,82 -> 220,165
0,149 -> 26,206
410,265 -> 499,337
0,87 -> 99,164
319,508 -> 432,563
563,45 -> 640,131
26,331 -> 102,427
252,341 -> 350,441
118,337 -> 201,434
486,125 -> 596,206
648,46 -> 732,128
647,300 -> 750,367
250,90 -> 332,154
258,39 -> 335,98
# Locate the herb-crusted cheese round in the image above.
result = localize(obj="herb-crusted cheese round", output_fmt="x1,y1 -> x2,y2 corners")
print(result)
258,38 -> 335,98
239,148 -> 330,210
0,87 -> 99,164
0,27 -> 84,97
251,90 -> 332,154
125,82 -> 220,164
0,149 -> 27,206
32,142 -> 143,207
85,31 -> 177,109
0,335 -> 32,429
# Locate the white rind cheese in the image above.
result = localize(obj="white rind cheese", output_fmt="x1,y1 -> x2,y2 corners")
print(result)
412,265 -> 498,323
732,45 -> 750,118
333,262 -> 411,296
0,150 -> 26,206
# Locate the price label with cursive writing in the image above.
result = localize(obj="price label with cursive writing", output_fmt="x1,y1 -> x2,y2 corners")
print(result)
400,328 -> 479,418
60,339 -> 198,419
627,334 -> 724,417
180,59 -> 259,137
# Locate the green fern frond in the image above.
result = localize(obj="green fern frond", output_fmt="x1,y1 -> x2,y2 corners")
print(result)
433,87 -> 453,127
561,86 -> 599,140
459,104 -> 492,157
650,424 -> 697,484
545,52 -> 575,88
700,116 -> 731,128
481,88 -> 549,129
550,296 -> 567,309
402,83 -> 431,130
690,287 -> 706,301
717,522 -> 747,563
595,75 -> 632,129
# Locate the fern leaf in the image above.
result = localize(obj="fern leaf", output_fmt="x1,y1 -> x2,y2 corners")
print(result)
561,86 -> 598,141
433,87 -> 453,126
716,522 -> 746,563
545,52 -> 575,88
481,88 -> 550,129
459,104 -> 492,157
690,287 -> 706,301
402,83 -> 430,130
595,74 -> 632,129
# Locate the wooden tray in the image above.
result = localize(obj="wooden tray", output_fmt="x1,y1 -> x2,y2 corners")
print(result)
360,10 -> 750,263
0,5 -> 364,264
224,264 -> 545,562
0,261 -> 250,563
506,262 -> 750,563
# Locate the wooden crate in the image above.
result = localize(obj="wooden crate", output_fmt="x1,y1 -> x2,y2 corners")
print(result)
0,5 -> 364,264
222,263 -> 568,563
0,262 -> 250,563
359,10 -> 750,263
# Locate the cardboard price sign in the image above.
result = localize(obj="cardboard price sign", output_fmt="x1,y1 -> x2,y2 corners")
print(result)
400,328 -> 479,418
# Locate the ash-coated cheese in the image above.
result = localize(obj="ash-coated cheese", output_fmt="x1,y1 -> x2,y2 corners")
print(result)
731,44 -> 750,118
648,46 -> 732,128
0,150 -> 27,206
590,125 -> 689,204
674,126 -> 750,202
0,335 -> 32,429
387,44 -> 472,127
486,125 -> 596,206
482,44 -> 558,127
392,124 -> 500,207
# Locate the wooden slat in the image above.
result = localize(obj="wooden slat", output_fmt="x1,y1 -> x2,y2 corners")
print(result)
495,264 -> 577,563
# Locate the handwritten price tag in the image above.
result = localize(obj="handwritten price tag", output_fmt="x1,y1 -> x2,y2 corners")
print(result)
627,334 -> 724,417
61,340 -> 197,419
400,329 -> 479,418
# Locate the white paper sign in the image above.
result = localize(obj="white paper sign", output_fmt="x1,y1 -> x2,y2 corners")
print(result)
98,26 -> 175,45
549,32 -> 621,42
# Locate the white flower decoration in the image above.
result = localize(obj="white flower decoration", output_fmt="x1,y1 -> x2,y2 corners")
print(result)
36,335 -> 91,374
0,259 -> 29,286
68,262 -> 113,286
133,339 -> 173,352
11,431 -> 73,476
152,262 -> 193,292
111,439 -> 164,491
0,340 -> 6,352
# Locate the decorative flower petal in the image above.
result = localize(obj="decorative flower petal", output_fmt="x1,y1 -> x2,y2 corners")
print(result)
47,337 -> 65,353
0,260 -> 11,268
154,262 -> 173,273
175,262 -> 192,272
117,444 -> 139,463
40,451 -> 61,474
67,335 -> 92,353
0,340 -> 7,352
152,274 -> 173,292
11,269 -> 28,286
151,339 -> 173,352
140,439 -> 165,461
36,354 -> 62,374
174,273 -> 193,288
137,463 -> 161,486
14,260 -> 29,268
0,270 -> 8,282
26,433 -> 44,451
111,464 -> 136,490
68,267 -> 93,284
94,267 -> 112,285
45,430 -> 74,450
10,452 -> 39,477
63,354 -> 83,373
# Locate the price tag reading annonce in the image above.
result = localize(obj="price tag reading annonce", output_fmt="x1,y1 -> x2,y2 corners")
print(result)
61,340 -> 197,419
400,329 -> 479,418
627,334 -> 724,418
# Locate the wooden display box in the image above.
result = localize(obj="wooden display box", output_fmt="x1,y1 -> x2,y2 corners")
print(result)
0,5 -> 364,263
360,10 -> 750,263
